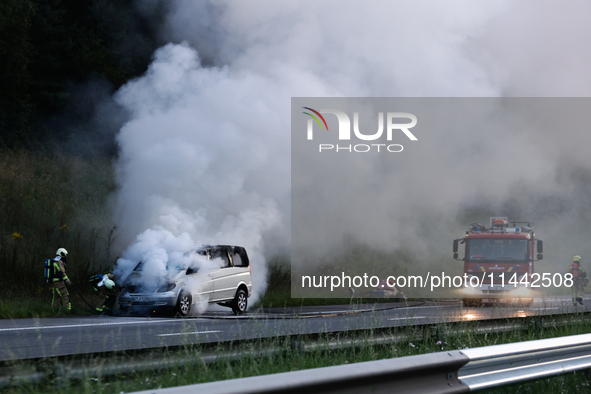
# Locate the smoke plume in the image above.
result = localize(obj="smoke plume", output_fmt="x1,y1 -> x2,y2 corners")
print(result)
111,1 -> 591,302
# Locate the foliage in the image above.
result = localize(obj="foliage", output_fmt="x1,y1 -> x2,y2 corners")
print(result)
0,148 -> 117,306
0,0 -> 36,148
0,0 -> 161,149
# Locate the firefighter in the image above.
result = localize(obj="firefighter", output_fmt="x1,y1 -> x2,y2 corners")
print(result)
568,255 -> 588,306
50,248 -> 73,312
89,273 -> 118,313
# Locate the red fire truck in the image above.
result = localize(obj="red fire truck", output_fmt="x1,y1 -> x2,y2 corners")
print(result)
453,217 -> 543,304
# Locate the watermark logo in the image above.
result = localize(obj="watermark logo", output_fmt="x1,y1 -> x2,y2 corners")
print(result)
302,107 -> 329,136
302,108 -> 417,153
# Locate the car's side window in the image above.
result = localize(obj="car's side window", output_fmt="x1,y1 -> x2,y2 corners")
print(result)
233,253 -> 243,267
217,254 -> 230,268
196,247 -> 249,268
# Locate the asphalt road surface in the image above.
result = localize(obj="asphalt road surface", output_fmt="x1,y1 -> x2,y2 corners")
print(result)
0,295 -> 586,361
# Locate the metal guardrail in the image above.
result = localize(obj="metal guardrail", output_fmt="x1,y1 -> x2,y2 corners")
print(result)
459,333 -> 591,390
129,333 -> 591,394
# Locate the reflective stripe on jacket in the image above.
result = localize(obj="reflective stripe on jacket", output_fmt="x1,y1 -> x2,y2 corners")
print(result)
52,257 -> 68,282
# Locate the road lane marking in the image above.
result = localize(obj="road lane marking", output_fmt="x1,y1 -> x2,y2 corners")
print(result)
396,305 -> 459,310
0,319 -> 193,332
157,330 -> 222,337
388,316 -> 427,321
297,310 -> 364,314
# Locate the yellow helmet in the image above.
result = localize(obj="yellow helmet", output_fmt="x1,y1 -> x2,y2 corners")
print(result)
574,255 -> 582,262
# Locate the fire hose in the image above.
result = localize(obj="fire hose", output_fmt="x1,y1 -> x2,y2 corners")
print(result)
69,282 -> 100,312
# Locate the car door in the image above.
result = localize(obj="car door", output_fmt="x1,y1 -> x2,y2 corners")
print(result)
211,248 -> 250,301
185,266 -> 214,301
211,266 -> 242,301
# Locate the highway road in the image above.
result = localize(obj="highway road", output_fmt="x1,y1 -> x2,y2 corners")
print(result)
0,295 -> 586,362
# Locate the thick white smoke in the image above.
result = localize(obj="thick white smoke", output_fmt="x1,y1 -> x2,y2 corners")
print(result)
112,1 -> 591,304
161,1 -> 506,96
114,226 -> 222,292
112,43 -> 286,301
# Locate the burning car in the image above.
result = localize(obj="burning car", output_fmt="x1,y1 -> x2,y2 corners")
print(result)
118,245 -> 252,315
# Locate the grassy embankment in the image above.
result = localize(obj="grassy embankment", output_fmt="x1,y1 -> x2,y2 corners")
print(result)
0,149 -> 117,317
3,313 -> 591,393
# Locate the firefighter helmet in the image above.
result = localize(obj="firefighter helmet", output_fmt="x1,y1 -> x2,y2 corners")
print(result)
574,255 -> 582,262
56,248 -> 68,258
103,278 -> 115,290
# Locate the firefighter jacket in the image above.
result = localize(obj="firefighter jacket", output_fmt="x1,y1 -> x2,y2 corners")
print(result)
89,273 -> 114,291
568,262 -> 588,286
52,256 -> 69,282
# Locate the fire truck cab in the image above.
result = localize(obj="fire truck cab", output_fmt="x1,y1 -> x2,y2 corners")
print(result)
453,217 -> 543,304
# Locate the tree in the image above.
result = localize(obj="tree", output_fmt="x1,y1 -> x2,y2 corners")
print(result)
0,0 -> 36,148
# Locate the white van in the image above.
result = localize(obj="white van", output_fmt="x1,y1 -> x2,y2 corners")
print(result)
119,245 -> 252,315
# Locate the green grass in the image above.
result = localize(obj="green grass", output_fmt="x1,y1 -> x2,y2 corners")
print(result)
0,287 -> 105,318
0,295 -> 56,319
2,314 -> 591,393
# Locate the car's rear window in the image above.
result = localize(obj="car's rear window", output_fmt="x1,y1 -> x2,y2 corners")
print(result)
233,247 -> 249,267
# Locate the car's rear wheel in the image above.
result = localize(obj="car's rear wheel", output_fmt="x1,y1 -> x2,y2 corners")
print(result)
231,289 -> 247,315
176,291 -> 192,316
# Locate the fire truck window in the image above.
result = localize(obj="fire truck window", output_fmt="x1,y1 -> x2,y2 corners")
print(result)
469,239 -> 527,261
492,245 -> 503,257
